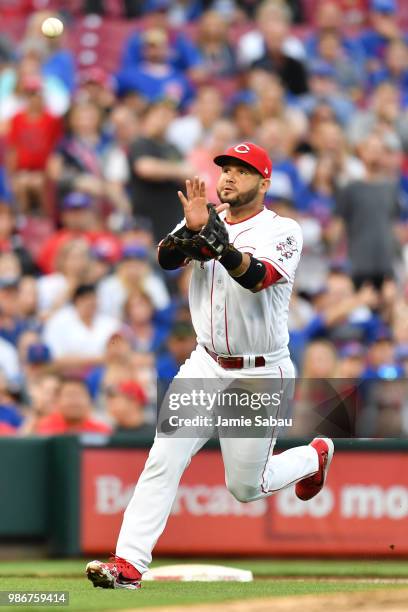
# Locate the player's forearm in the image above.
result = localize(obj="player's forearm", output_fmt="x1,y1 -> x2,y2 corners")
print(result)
157,242 -> 188,270
135,158 -> 189,182
51,355 -> 103,371
219,247 -> 281,292
322,295 -> 361,327
157,225 -> 199,270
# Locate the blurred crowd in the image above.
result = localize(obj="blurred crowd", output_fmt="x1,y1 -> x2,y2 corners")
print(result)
1,0 -> 408,437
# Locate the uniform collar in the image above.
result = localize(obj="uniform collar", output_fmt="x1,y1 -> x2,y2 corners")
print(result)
224,207 -> 265,225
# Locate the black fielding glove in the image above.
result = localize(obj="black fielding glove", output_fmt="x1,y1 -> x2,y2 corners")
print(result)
168,204 -> 229,262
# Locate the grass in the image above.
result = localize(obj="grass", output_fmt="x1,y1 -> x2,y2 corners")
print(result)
0,558 -> 407,611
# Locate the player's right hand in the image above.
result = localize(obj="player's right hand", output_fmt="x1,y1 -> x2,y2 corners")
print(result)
178,177 -> 229,231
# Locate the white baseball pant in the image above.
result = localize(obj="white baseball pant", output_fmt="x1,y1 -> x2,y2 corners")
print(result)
116,345 -> 318,573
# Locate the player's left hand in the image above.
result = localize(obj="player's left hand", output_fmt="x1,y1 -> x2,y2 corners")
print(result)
178,177 -> 228,231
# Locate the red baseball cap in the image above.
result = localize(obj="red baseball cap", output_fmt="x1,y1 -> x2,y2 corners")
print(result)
214,142 -> 272,178
117,380 -> 147,406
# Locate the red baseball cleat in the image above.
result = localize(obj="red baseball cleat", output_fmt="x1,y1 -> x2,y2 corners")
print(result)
86,555 -> 142,590
295,437 -> 334,501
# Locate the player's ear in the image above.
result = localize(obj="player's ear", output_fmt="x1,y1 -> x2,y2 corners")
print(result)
259,178 -> 271,195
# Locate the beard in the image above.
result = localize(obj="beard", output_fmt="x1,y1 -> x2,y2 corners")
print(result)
216,183 -> 261,208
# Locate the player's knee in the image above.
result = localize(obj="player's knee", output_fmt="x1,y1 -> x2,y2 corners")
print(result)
226,478 -> 256,503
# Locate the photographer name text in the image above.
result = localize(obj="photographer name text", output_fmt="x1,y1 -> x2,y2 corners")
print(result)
167,415 -> 292,427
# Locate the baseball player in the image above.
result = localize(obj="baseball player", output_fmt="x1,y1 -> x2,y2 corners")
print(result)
86,143 -> 334,590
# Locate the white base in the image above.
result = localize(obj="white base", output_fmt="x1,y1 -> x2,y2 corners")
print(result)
143,564 -> 253,582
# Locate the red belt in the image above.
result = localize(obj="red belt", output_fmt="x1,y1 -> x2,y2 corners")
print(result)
205,347 -> 265,369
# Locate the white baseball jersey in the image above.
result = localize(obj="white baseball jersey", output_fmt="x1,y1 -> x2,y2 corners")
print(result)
173,208 -> 303,362
116,209 -> 320,577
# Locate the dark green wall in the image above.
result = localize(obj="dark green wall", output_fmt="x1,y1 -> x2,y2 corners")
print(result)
0,436 -> 407,554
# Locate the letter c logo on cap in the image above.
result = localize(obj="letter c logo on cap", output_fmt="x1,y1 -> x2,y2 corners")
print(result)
234,143 -> 250,154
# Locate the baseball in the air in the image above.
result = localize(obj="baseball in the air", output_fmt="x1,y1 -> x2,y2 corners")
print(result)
41,17 -> 64,38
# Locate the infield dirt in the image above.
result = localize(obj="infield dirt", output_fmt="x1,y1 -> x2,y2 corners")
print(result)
124,588 -> 408,612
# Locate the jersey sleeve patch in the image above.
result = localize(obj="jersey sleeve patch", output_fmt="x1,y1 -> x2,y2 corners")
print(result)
276,235 -> 299,260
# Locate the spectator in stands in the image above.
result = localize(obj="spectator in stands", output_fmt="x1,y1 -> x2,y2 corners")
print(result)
368,38 -> 408,106
237,0 -> 305,69
77,68 -> 116,116
188,119 -> 238,203
98,243 -> 170,318
167,85 -> 224,155
301,339 -> 338,377
86,329 -> 134,401
128,99 -> 194,239
249,69 -> 307,139
0,45 -> 70,122
36,192 -> 93,273
156,320 -> 197,380
123,288 -> 169,352
47,101 -> 129,212
294,339 -> 356,437
120,0 -> 204,79
304,1 -> 365,74
116,27 -> 194,109
358,0 -> 408,73
290,269 -> 381,363
35,377 -> 111,435
288,290 -> 316,368
0,200 -> 38,275
23,11 -> 76,94
20,372 -> 61,435
118,215 -> 155,249
37,238 -> 93,318
42,284 -> 120,370
314,31 -> 364,97
103,105 -> 139,217
295,157 -> 337,294
0,256 -> 40,346
297,60 -> 355,127
297,154 -> 337,226
250,2 -> 308,96
297,120 -> 365,188
21,342 -> 52,387
36,192 -> 121,275
257,117 -> 305,206
229,91 -> 260,141
332,133 -> 402,289
361,326 -> 398,379
87,244 -> 113,285
109,105 -> 139,158
5,74 -> 62,214
105,379 -> 153,435
336,342 -> 366,379
347,83 -> 408,151
264,174 -> 296,217
195,10 -> 237,78
307,100 -> 339,131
